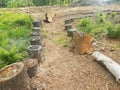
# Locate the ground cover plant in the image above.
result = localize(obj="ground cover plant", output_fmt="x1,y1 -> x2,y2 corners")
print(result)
76,12 -> 120,39
0,12 -> 33,69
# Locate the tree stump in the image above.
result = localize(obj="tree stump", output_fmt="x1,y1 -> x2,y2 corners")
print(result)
65,24 -> 72,30
32,20 -> 42,28
32,27 -> 40,33
67,28 -> 76,37
23,58 -> 39,78
31,31 -> 40,37
65,19 -> 74,24
27,45 -> 42,62
0,62 -> 31,90
30,36 -> 42,46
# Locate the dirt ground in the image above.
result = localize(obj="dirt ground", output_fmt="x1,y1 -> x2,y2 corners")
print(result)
7,5 -> 120,90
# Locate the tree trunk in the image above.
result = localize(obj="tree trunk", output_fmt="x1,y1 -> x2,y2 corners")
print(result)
92,51 -> 120,83
0,62 -> 31,90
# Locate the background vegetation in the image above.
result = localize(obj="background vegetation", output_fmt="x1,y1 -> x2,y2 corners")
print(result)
0,0 -> 120,8
76,12 -> 120,39
0,0 -> 77,7
0,12 -> 33,69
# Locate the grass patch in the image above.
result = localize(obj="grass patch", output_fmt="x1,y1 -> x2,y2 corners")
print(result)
76,12 -> 120,39
0,11 -> 33,69
53,35 -> 72,47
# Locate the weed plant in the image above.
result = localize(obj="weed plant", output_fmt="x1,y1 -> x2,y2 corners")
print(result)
0,12 -> 33,69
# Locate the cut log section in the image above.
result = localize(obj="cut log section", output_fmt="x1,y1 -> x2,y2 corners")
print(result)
27,45 -> 42,62
32,20 -> 41,28
0,62 -> 31,90
23,58 -> 39,78
32,27 -> 40,32
92,51 -> 120,83
30,36 -> 42,46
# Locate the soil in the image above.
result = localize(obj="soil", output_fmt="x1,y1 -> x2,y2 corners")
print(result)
6,5 -> 120,90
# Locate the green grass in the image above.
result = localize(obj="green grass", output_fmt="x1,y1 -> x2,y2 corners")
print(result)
0,12 -> 33,69
76,12 -> 120,39
53,35 -> 72,47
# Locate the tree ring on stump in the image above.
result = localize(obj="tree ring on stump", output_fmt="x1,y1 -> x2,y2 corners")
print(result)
0,62 -> 24,83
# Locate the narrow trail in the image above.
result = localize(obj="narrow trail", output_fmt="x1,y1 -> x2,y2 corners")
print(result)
32,14 -> 120,90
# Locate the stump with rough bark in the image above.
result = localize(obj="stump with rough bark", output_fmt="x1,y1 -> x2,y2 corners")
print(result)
32,20 -> 41,28
32,27 -> 40,32
23,58 -> 39,78
0,62 -> 31,90
30,36 -> 42,46
27,45 -> 42,62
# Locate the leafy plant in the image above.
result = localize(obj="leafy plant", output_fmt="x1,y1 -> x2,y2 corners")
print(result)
97,13 -> 106,23
76,12 -> 120,39
111,12 -> 117,18
0,12 -> 33,69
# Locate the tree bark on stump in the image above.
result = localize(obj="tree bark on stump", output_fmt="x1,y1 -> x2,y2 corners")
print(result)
23,58 -> 39,78
32,20 -> 41,28
67,28 -> 76,37
30,36 -> 42,46
65,19 -> 73,24
27,45 -> 42,63
92,51 -> 120,83
0,62 -> 31,90
31,31 -> 40,37
65,24 -> 72,30
32,27 -> 40,32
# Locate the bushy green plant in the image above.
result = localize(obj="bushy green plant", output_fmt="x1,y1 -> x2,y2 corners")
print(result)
76,12 -> 120,39
0,12 -> 33,69
111,12 -> 117,18
97,13 -> 106,23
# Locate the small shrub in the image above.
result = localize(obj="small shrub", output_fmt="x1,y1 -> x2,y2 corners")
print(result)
97,13 -> 106,23
111,12 -> 117,18
0,12 -> 33,69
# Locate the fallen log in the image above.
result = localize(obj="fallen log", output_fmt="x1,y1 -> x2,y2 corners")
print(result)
92,51 -> 120,83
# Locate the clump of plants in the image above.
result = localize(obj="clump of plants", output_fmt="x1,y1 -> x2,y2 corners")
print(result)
76,12 -> 120,39
0,12 -> 33,69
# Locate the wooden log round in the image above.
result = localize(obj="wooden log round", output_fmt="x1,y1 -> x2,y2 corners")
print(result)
23,58 -> 39,78
65,19 -> 73,24
32,27 -> 40,32
31,31 -> 40,37
0,62 -> 31,90
32,20 -> 41,28
67,28 -> 76,37
30,36 -> 42,46
27,45 -> 42,62
65,24 -> 72,30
